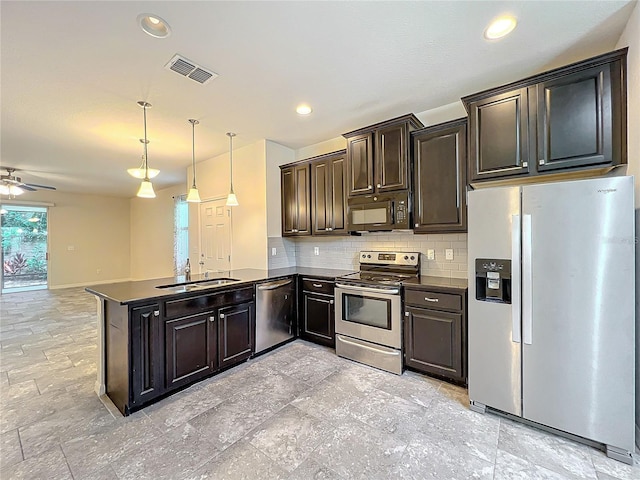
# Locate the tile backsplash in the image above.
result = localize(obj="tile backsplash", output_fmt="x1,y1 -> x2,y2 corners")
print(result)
268,232 -> 468,279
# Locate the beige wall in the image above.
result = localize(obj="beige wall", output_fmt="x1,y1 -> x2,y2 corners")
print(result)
187,139 -> 270,270
2,190 -> 131,288
130,184 -> 185,280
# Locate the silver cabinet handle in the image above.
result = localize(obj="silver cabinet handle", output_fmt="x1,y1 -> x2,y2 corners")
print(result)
368,185 -> 372,189
538,159 -> 545,165
328,228 -> 333,231
522,214 -> 533,345
424,297 -> 439,302
415,223 -> 419,228
154,310 -> 159,317
329,300 -> 334,305
325,228 -> 330,231
312,283 -> 323,288
220,313 -> 225,319
209,316 -> 215,322
405,312 -> 410,317
376,183 -> 381,188
522,161 -> 528,168
511,214 -> 522,344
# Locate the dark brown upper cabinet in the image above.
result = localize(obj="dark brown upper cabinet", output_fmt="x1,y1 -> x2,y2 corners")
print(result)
463,48 -> 627,184
344,114 -> 423,196
412,118 -> 467,234
310,150 -> 347,235
281,163 -> 311,236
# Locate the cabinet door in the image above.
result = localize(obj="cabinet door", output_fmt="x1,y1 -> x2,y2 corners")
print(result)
376,122 -> 408,192
131,305 -> 163,406
281,165 -> 311,236
301,292 -> 335,347
165,312 -> 216,390
329,155 -> 347,234
281,167 -> 296,235
468,88 -> 531,182
294,164 -> 311,235
404,307 -> 463,381
347,133 -> 374,196
311,159 -> 330,234
536,64 -> 613,171
218,302 -> 254,369
413,121 -> 467,233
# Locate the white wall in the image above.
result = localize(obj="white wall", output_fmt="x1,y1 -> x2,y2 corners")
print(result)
130,184 -> 185,280
614,0 -> 640,447
295,137 -> 347,161
266,140 -> 295,237
187,139 -> 270,270
2,190 -> 131,288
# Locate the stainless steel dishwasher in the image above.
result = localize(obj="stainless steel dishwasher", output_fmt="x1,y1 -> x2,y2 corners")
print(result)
255,277 -> 296,354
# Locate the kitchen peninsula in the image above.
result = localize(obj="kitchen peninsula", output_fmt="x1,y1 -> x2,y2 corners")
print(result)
86,267 -> 354,415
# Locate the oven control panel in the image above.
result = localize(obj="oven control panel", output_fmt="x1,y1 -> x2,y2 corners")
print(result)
359,251 -> 420,266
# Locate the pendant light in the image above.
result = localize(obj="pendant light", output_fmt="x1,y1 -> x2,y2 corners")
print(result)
136,101 -> 156,199
186,119 -> 201,203
225,132 -> 238,206
127,139 -> 159,179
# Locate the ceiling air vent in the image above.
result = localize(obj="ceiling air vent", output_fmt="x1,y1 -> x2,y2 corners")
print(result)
164,54 -> 218,85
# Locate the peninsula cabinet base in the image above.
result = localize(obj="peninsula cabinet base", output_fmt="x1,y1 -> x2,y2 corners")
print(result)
103,286 -> 255,416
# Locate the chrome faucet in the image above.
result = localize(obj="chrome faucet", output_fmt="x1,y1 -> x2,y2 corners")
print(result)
184,258 -> 191,281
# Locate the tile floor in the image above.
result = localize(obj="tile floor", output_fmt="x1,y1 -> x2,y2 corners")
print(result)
0,287 -> 638,479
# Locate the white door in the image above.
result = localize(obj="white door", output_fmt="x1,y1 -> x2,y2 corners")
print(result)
199,199 -> 231,273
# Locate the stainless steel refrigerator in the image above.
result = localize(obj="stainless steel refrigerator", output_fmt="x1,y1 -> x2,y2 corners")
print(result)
467,176 -> 635,464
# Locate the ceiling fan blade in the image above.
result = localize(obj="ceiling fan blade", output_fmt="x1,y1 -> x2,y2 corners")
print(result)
24,183 -> 56,191
20,185 -> 38,192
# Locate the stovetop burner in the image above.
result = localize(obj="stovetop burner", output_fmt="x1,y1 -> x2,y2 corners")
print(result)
338,251 -> 421,287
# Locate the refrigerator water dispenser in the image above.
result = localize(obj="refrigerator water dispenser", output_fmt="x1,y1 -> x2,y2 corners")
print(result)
475,259 -> 511,303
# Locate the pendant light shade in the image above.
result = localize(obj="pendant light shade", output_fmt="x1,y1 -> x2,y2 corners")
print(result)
135,101 -> 156,199
226,132 -> 238,206
137,180 -> 156,198
128,139 -> 160,179
186,119 -> 201,203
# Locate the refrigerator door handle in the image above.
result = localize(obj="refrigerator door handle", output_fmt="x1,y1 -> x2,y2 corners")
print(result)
511,214 -> 521,343
522,214 -> 533,345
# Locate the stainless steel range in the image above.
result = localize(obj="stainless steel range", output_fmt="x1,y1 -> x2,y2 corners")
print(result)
335,251 -> 420,375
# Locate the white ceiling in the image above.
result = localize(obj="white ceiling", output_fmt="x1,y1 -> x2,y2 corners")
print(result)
1,1 -> 635,197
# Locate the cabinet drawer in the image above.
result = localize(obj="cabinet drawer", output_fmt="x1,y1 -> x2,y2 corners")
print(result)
301,278 -> 335,296
164,287 -> 254,319
404,290 -> 461,311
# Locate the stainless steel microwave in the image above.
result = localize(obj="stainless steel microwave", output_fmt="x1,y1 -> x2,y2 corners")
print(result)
347,191 -> 410,232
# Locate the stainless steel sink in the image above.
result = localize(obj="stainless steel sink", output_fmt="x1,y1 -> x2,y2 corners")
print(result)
156,278 -> 240,290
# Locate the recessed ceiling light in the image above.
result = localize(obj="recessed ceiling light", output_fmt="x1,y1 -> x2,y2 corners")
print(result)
137,13 -> 171,38
484,15 -> 517,40
296,104 -> 313,115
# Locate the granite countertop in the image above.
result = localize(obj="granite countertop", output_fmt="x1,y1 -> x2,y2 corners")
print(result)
403,276 -> 468,291
85,267 -> 356,305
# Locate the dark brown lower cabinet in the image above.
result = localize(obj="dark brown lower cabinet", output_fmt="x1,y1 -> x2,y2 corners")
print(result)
105,286 -> 255,416
165,312 -> 217,390
299,277 -> 335,347
130,304 -> 163,409
218,302 -> 254,369
404,287 -> 467,384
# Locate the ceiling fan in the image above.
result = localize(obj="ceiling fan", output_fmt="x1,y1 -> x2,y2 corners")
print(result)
1,167 -> 57,196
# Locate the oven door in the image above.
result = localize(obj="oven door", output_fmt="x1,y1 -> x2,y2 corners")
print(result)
334,283 -> 401,348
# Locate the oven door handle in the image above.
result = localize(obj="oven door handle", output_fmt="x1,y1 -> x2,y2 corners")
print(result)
335,283 -> 399,295
336,335 -> 401,356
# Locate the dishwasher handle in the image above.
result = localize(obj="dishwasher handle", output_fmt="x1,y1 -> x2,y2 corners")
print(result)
257,278 -> 293,291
